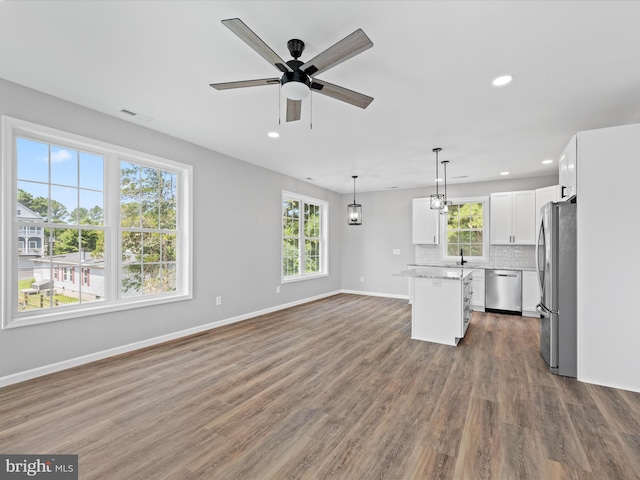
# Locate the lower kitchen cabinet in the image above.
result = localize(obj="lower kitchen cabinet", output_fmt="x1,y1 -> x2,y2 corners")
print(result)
522,270 -> 540,317
464,268 -> 485,311
412,273 -> 473,346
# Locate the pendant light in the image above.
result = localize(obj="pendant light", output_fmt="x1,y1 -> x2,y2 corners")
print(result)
347,175 -> 362,225
440,160 -> 452,215
430,148 -> 445,209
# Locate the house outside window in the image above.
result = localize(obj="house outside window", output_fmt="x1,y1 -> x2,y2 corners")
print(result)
443,197 -> 489,261
282,191 -> 328,282
1,116 -> 192,329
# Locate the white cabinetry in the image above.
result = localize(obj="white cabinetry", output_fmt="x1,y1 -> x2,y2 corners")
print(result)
559,135 -> 577,201
490,190 -> 536,245
412,273 -> 473,346
464,268 -> 485,310
535,185 -> 560,234
522,271 -> 540,317
412,198 -> 440,244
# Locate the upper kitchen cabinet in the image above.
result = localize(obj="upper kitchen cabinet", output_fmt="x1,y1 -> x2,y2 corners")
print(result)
412,198 -> 439,244
559,135 -> 577,200
490,190 -> 536,245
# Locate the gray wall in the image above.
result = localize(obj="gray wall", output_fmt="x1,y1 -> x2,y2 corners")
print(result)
0,79 -> 342,378
340,175 -> 558,296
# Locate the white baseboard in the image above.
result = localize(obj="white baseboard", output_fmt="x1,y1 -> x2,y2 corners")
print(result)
0,290 -> 342,388
341,289 -> 409,300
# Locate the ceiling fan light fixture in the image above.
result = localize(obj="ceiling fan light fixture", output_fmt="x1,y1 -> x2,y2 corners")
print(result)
281,80 -> 310,100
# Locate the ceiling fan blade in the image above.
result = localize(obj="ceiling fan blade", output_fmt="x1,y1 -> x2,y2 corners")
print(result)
301,29 -> 373,76
311,79 -> 373,109
222,18 -> 292,73
209,78 -> 280,90
286,99 -> 302,122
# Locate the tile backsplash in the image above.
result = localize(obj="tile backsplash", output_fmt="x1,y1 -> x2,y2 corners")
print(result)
415,244 -> 536,269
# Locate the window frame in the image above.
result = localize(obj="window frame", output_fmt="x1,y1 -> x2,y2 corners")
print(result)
1,116 -> 193,329
281,191 -> 329,283
441,196 -> 489,263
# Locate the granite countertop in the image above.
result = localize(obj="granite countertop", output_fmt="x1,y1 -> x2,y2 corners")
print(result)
395,267 -> 473,281
408,263 -> 536,272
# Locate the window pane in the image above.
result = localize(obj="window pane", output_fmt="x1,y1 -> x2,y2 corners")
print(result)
159,171 -> 177,230
160,264 -> 177,293
17,138 -> 50,183
78,190 -> 104,225
17,181 -> 49,220
79,152 -> 104,191
120,162 -> 140,195
50,146 -> 78,187
122,231 -> 142,262
142,264 -> 162,294
163,234 -> 177,262
141,167 -> 159,228
121,197 -> 140,228
122,265 -> 142,298
143,232 -> 161,263
50,185 -> 74,223
447,244 -> 459,256
469,244 -> 483,256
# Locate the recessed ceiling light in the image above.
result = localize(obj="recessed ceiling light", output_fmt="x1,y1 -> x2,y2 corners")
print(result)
435,178 -> 442,182
500,171 -> 510,176
542,159 -> 553,164
267,131 -> 280,138
492,75 -> 513,87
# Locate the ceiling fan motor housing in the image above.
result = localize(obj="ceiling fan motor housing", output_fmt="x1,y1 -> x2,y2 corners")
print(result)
281,59 -> 311,90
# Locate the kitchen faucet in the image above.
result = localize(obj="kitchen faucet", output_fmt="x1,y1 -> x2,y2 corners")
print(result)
460,248 -> 467,266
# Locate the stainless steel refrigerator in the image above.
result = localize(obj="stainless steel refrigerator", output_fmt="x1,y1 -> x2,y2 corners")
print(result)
536,200 -> 577,378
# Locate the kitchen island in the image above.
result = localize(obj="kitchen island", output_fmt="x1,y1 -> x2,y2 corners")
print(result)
396,267 -> 473,346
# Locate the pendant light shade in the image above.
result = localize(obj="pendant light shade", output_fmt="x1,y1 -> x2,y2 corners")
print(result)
347,175 -> 362,225
440,160 -> 451,215
430,148 -> 445,209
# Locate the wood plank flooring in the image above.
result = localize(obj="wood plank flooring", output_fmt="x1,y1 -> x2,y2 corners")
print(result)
1,294 -> 639,479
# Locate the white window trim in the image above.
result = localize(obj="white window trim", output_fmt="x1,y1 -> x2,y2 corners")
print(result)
441,196 -> 490,263
281,190 -> 329,283
1,116 -> 193,329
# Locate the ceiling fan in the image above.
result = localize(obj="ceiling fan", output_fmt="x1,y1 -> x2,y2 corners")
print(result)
210,18 -> 374,122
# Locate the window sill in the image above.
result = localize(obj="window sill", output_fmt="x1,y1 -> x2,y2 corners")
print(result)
3,292 -> 192,329
282,272 -> 328,284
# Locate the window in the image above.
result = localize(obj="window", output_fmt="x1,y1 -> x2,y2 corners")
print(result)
2,116 -> 192,328
444,197 -> 488,261
282,191 -> 328,281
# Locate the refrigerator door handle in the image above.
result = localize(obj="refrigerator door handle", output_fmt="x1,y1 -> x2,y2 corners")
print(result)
536,303 -> 551,317
535,219 -> 544,295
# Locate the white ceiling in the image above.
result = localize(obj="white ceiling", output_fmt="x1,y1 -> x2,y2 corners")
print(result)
1,1 -> 640,194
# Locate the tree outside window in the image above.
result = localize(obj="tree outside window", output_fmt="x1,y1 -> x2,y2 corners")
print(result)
446,202 -> 485,258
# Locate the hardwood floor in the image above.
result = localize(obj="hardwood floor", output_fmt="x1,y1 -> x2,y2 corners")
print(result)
1,294 -> 639,479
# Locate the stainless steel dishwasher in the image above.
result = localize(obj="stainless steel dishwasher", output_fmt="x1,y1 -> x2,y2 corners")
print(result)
485,269 -> 522,315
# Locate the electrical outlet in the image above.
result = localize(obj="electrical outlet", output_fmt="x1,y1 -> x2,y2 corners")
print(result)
216,296 -> 222,305
393,249 -> 401,255
360,276 -> 365,283
276,286 -> 280,294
